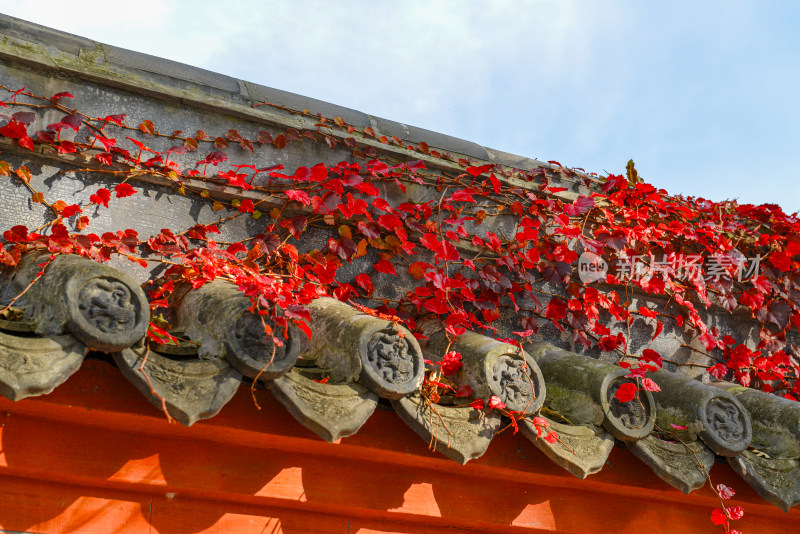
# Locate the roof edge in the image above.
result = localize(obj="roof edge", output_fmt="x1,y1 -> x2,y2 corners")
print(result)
0,13 -> 556,175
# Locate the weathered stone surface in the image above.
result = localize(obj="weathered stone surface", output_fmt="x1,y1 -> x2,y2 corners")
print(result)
717,384 -> 800,458
713,383 -> 800,510
104,44 -> 242,95
520,416 -> 614,479
271,368 -> 378,442
525,341 -> 655,442
650,370 -> 751,456
600,376 -> 655,441
246,83 -> 371,128
426,330 -> 545,415
173,280 -> 301,381
392,394 -> 501,464
0,13 -> 95,56
367,116 -> 489,159
728,452 -> 800,512
0,253 -> 149,352
303,298 -> 424,399
0,321 -> 85,401
483,147 -> 550,173
114,341 -> 243,426
628,435 -> 715,494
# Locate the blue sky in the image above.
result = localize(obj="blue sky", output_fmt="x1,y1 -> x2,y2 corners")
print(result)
2,1 -> 798,212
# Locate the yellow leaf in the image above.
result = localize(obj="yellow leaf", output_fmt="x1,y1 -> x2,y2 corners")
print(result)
355,238 -> 368,258
15,166 -> 32,183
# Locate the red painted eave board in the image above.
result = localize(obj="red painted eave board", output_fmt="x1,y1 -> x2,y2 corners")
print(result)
0,360 -> 794,533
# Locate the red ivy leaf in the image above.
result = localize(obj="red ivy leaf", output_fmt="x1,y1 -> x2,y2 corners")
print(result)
355,273 -> 374,294
699,332 -> 719,351
710,509 -> 726,526
726,506 -> 744,520
488,173 -> 501,195
638,306 -> 657,318
17,135 -> 34,151
238,199 -> 254,213
94,136 -> 116,151
139,119 -> 156,135
226,242 -> 247,255
752,275 -> 773,294
466,164 -> 494,177
455,384 -> 473,398
708,363 -> 727,379
50,91 -> 74,102
423,298 -> 449,314
3,225 -> 30,242
147,322 -> 178,345
12,111 -> 35,125
374,259 -> 396,275
614,382 -> 637,403
101,114 -> 126,126
770,251 -> 791,272
57,141 -> 77,154
90,188 -> 111,208
408,261 -> 429,280
60,114 -> 82,132
0,120 -> 27,140
15,166 -> 32,183
651,319 -> 663,341
469,399 -> 484,410
640,348 -> 663,368
641,377 -> 660,392
488,395 -> 506,410
60,204 -> 82,218
114,183 -> 136,198
286,189 -> 311,206
94,152 -> 113,166
717,484 -> 735,500
0,247 -> 19,266
545,298 -> 567,322
440,351 -> 463,376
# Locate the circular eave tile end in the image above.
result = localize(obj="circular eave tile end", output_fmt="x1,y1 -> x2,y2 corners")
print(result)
65,273 -> 149,352
485,351 -> 546,415
224,311 -> 301,380
602,376 -> 656,442
699,395 -> 753,456
359,325 -> 424,399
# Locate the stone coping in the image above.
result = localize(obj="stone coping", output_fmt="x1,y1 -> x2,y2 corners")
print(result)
0,254 -> 796,512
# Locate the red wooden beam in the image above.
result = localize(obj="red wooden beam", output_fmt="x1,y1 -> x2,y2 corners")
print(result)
0,360 -> 793,533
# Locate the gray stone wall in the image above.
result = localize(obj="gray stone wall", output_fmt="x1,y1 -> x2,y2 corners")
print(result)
0,13 -> 787,380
